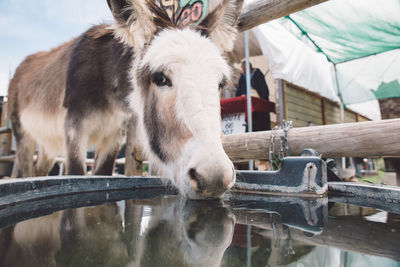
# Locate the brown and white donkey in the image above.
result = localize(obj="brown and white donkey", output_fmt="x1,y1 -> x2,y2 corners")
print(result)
8,0 -> 243,199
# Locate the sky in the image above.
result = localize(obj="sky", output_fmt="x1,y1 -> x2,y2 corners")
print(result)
0,0 -> 114,96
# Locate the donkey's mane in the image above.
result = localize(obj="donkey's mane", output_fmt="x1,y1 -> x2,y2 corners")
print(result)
86,24 -> 114,39
148,0 -> 240,38
146,0 -> 209,31
147,0 -> 176,29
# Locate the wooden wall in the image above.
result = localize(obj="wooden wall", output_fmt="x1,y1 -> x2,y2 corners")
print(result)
283,82 -> 369,127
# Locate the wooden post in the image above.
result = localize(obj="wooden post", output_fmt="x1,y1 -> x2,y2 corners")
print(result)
123,200 -> 144,259
321,98 -> 327,125
0,128 -> 11,134
223,119 -> 400,160
277,79 -> 285,125
0,102 -> 12,177
237,0 -> 329,32
356,113 -> 360,122
124,119 -> 143,176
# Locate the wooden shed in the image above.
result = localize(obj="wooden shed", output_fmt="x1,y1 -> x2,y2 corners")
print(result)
282,82 -> 370,127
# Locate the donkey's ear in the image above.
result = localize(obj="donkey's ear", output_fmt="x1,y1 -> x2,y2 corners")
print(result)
198,0 -> 244,52
107,0 -> 157,51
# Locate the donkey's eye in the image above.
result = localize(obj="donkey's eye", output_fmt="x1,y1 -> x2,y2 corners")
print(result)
218,78 -> 227,90
152,72 -> 172,87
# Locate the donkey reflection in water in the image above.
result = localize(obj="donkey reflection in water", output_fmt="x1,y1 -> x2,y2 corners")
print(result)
8,0 -> 244,198
132,198 -> 235,267
0,199 -> 234,267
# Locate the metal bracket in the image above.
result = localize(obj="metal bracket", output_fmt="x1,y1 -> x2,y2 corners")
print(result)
227,194 -> 328,235
235,156 -> 328,196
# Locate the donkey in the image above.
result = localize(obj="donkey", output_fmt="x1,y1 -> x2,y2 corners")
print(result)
7,0 -> 243,199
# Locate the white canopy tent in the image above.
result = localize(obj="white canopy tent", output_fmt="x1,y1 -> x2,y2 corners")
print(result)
251,20 -> 381,120
245,0 -> 400,121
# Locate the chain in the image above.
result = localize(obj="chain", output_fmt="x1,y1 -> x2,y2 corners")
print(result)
279,120 -> 293,159
269,120 -> 292,169
269,126 -> 278,163
269,126 -> 280,170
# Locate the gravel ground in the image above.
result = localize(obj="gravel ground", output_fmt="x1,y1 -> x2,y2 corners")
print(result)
380,172 -> 398,186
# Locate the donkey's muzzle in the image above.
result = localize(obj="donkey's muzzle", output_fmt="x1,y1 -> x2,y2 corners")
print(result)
188,164 -> 235,198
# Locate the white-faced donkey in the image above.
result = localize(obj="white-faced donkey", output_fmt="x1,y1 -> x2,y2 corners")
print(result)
8,0 -> 243,199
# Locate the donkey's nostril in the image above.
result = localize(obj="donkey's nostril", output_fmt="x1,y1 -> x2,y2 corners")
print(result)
188,168 -> 206,191
189,168 -> 197,181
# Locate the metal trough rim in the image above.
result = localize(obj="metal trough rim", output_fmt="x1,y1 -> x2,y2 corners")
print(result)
328,182 -> 400,201
0,176 -> 399,213
328,182 -> 400,214
0,176 -> 176,207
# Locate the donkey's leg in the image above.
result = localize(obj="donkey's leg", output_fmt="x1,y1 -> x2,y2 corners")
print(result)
93,145 -> 120,175
65,117 -> 88,175
10,103 -> 36,178
65,134 -> 88,175
34,148 -> 55,176
93,130 -> 124,176
13,133 -> 35,178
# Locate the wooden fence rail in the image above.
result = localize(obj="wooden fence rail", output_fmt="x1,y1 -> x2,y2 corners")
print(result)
223,119 -> 400,160
0,127 -> 11,134
2,119 -> 399,165
237,0 -> 329,32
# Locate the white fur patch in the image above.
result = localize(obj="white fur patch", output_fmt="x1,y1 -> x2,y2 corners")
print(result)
20,107 -> 67,158
20,106 -> 129,161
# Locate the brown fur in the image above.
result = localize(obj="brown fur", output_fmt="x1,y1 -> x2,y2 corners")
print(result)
138,65 -> 192,162
146,85 -> 193,161
8,39 -> 75,116
8,25 -> 131,177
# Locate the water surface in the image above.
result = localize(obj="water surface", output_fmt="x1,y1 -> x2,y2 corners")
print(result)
0,192 -> 399,267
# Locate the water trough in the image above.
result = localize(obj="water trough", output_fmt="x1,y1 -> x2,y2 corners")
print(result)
0,155 -> 399,266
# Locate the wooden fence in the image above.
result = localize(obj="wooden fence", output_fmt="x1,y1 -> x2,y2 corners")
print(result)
283,82 -> 369,127
0,102 -> 12,176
